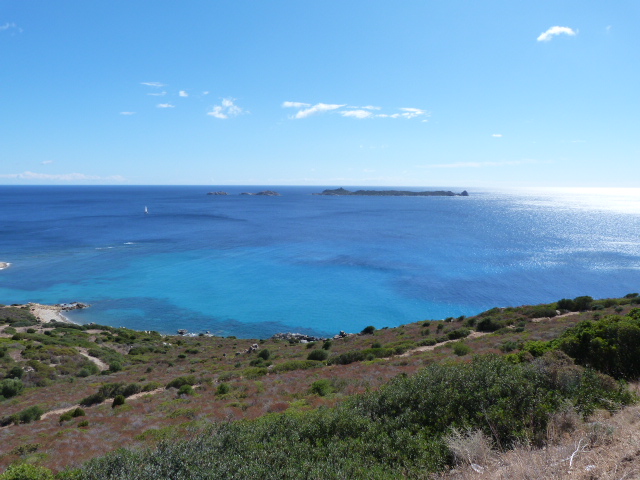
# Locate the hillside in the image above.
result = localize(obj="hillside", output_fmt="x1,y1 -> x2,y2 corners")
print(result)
1,294 -> 640,478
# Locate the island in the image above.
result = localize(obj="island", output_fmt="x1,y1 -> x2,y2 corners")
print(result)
314,188 -> 469,196
240,190 -> 281,196
206,191 -> 228,195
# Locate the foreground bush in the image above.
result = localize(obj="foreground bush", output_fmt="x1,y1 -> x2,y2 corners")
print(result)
70,355 -> 633,479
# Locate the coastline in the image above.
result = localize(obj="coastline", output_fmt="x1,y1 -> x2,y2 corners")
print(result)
19,303 -> 87,324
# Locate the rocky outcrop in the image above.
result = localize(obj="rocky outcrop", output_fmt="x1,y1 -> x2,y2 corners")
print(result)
271,332 -> 325,343
207,191 -> 228,195
241,191 -> 281,196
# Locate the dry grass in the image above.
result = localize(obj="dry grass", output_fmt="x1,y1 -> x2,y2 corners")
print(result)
438,405 -> 640,480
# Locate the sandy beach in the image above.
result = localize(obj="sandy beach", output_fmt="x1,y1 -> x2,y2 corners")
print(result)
27,303 -> 75,324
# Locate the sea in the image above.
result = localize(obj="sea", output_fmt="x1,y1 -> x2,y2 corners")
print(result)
1,185 -> 639,338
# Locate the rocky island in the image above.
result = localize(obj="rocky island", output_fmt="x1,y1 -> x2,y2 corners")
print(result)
314,188 -> 469,196
206,191 -> 228,195
240,190 -> 281,196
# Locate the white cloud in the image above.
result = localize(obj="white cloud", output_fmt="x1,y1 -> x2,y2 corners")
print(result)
41,160 -> 54,165
141,82 -> 166,87
0,22 -> 21,33
341,109 -> 373,119
282,101 -> 311,108
147,91 -> 167,96
179,90 -> 188,97
207,98 -> 245,119
157,103 -> 175,108
492,134 -> 503,137
399,107 -> 428,119
120,111 -> 136,115
294,103 -> 345,119
203,91 -> 210,95
282,101 -> 428,120
0,171 -> 126,181
537,26 -> 576,42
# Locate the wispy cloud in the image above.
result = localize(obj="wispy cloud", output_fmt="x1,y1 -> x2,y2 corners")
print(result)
0,22 -> 21,33
141,82 -> 166,87
420,160 -> 538,169
282,101 -> 311,108
293,103 -> 345,119
179,90 -> 188,97
41,160 -> 54,165
0,171 -> 126,181
207,98 -> 245,119
341,109 -> 374,119
120,111 -> 136,115
537,26 -> 576,42
492,134 -> 503,138
157,103 -> 175,108
147,91 -> 167,96
283,101 -> 429,120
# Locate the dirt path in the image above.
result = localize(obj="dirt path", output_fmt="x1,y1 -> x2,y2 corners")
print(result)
399,331 -> 490,357
76,348 -> 109,371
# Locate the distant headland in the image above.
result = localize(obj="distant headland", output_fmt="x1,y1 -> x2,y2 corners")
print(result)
313,188 -> 469,197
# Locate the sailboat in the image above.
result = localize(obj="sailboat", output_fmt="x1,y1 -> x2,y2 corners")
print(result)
144,206 -> 148,214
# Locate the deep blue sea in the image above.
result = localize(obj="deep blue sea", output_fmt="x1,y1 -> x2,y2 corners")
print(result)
1,186 -> 639,338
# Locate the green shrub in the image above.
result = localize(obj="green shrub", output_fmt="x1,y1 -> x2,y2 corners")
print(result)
307,349 -> 329,361
452,342 -> 472,356
418,338 -> 437,347
80,392 -> 105,407
112,395 -> 125,408
0,463 -> 54,480
166,375 -> 197,389
310,379 -> 334,396
322,340 -> 333,350
177,385 -> 194,396
361,325 -> 376,335
0,378 -> 24,399
447,329 -> 471,341
78,420 -> 89,428
216,383 -> 230,395
257,349 -> 271,361
5,365 -> 24,379
122,383 -> 141,397
60,411 -> 74,423
72,407 -> 85,417
142,381 -> 162,392
12,405 -> 44,424
555,310 -> 640,379
108,361 -> 122,373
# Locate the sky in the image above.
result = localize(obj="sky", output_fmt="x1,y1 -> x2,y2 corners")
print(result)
1,1 -> 638,187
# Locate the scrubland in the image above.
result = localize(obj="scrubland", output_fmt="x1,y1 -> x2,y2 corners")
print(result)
1,294 -> 640,479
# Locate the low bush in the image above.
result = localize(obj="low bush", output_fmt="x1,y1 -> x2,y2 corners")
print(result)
112,395 -> 125,408
0,378 -> 24,399
0,463 -> 54,480
177,385 -> 194,396
307,349 -> 329,361
310,379 -> 334,397
80,392 -> 105,407
166,375 -> 197,389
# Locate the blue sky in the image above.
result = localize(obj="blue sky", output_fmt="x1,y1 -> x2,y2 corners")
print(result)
1,1 -> 638,187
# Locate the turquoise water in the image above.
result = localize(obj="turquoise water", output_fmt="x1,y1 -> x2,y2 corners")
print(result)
1,186 -> 639,337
